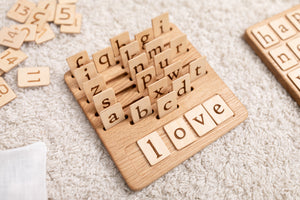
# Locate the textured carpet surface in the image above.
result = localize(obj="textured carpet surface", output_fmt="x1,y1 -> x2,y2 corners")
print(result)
0,0 -> 300,199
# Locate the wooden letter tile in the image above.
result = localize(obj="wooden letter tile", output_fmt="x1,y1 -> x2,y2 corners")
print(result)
66,50 -> 90,74
269,45 -> 298,71
0,77 -> 17,108
11,24 -> 37,42
203,95 -> 234,125
92,47 -> 116,73
82,74 -> 106,102
25,7 -> 49,32
151,12 -> 170,38
164,60 -> 182,83
144,37 -> 164,60
60,13 -> 82,34
35,23 -> 55,44
0,48 -> 27,73
157,91 -> 177,118
189,57 -> 208,81
135,28 -> 154,50
119,41 -> 140,69
37,0 -> 57,22
269,17 -> 296,40
128,53 -> 148,81
73,62 -> 98,89
170,34 -> 187,58
287,37 -> 300,60
110,32 -> 130,57
148,77 -> 169,103
286,9 -> 300,31
129,96 -> 152,123
172,73 -> 191,97
137,131 -> 170,166
288,67 -> 300,91
100,102 -> 125,130
135,66 -> 156,93
7,0 -> 36,23
164,117 -> 196,150
17,67 -> 50,87
153,48 -> 172,76
93,88 -> 116,113
54,4 -> 76,25
0,27 -> 26,49
252,25 -> 280,48
184,104 -> 216,137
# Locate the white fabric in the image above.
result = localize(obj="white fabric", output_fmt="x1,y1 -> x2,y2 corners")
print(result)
0,142 -> 47,200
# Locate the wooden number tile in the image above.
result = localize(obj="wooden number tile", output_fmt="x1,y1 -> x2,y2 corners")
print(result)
35,23 -> 55,44
73,62 -> 98,89
135,28 -> 154,50
189,56 -> 208,81
17,67 -> 50,87
153,48 -> 172,76
0,27 -> 26,49
120,41 -> 140,69
137,131 -> 170,166
0,77 -> 16,108
37,0 -> 57,22
129,96 -> 152,123
170,34 -> 187,58
128,53 -> 148,81
164,117 -> 196,150
151,12 -> 170,38
269,17 -> 296,40
54,4 -> 76,25
164,60 -> 182,83
92,47 -> 115,73
7,0 -> 36,23
0,48 -> 27,73
25,7 -> 49,32
251,25 -> 280,49
288,67 -> 300,91
144,37 -> 164,60
203,95 -> 234,125
148,77 -> 169,103
93,88 -> 116,113
157,91 -> 177,118
66,50 -> 90,74
287,37 -> 300,60
60,13 -> 82,34
58,0 -> 77,4
172,73 -> 191,97
269,45 -> 298,71
286,9 -> 300,31
11,24 -> 37,42
110,32 -> 130,57
82,74 -> 106,102
100,102 -> 125,130
184,104 -> 216,137
136,66 -> 156,93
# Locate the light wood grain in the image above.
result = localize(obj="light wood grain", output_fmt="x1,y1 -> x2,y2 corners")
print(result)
17,67 -> 50,87
0,48 -> 27,73
0,77 -> 16,108
7,0 -> 36,23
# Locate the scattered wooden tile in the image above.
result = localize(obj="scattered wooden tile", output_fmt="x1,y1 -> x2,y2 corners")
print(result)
148,77 -> 169,103
137,131 -> 170,166
156,91 -> 177,118
287,37 -> 300,59
164,117 -> 196,150
269,17 -> 296,40
120,41 -> 140,69
135,66 -> 156,93
151,12 -> 170,37
82,74 -> 106,102
37,0 -> 57,22
92,47 -> 115,73
135,28 -> 154,50
288,67 -> 300,91
93,88 -> 116,113
189,57 -> 208,81
54,4 -> 76,25
35,23 -> 55,44
153,48 -> 172,76
172,73 -> 191,97
144,37 -> 164,60
0,77 -> 17,108
269,45 -> 298,71
0,27 -> 26,49
0,48 -> 27,73
163,60 -> 182,83
128,53 -> 148,81
25,7 -> 49,32
110,32 -> 130,57
251,25 -> 280,48
170,34 -> 187,58
58,0 -> 78,4
17,67 -> 50,87
0,69 -> 4,76
184,104 -> 216,136
7,0 -> 36,23
60,13 -> 82,34
73,62 -> 98,89
66,50 -> 90,74
286,9 -> 300,31
129,96 -> 152,124
11,24 -> 37,42
100,102 -> 125,130
203,95 -> 234,125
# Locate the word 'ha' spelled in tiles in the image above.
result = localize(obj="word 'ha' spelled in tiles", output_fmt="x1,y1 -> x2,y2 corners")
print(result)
18,67 -> 50,87
0,77 -> 16,108
245,5 -> 300,105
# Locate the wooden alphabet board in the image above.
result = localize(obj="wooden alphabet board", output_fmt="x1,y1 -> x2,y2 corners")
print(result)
245,5 -> 300,105
64,18 -> 248,190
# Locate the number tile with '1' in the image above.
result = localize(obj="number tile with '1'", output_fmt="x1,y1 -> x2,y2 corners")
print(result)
18,67 -> 50,88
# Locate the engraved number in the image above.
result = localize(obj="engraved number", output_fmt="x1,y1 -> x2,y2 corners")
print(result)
59,8 -> 71,20
31,12 -> 45,24
27,70 -> 41,82
146,139 -> 162,159
14,3 -> 30,16
0,84 -> 9,97
0,51 -> 18,65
